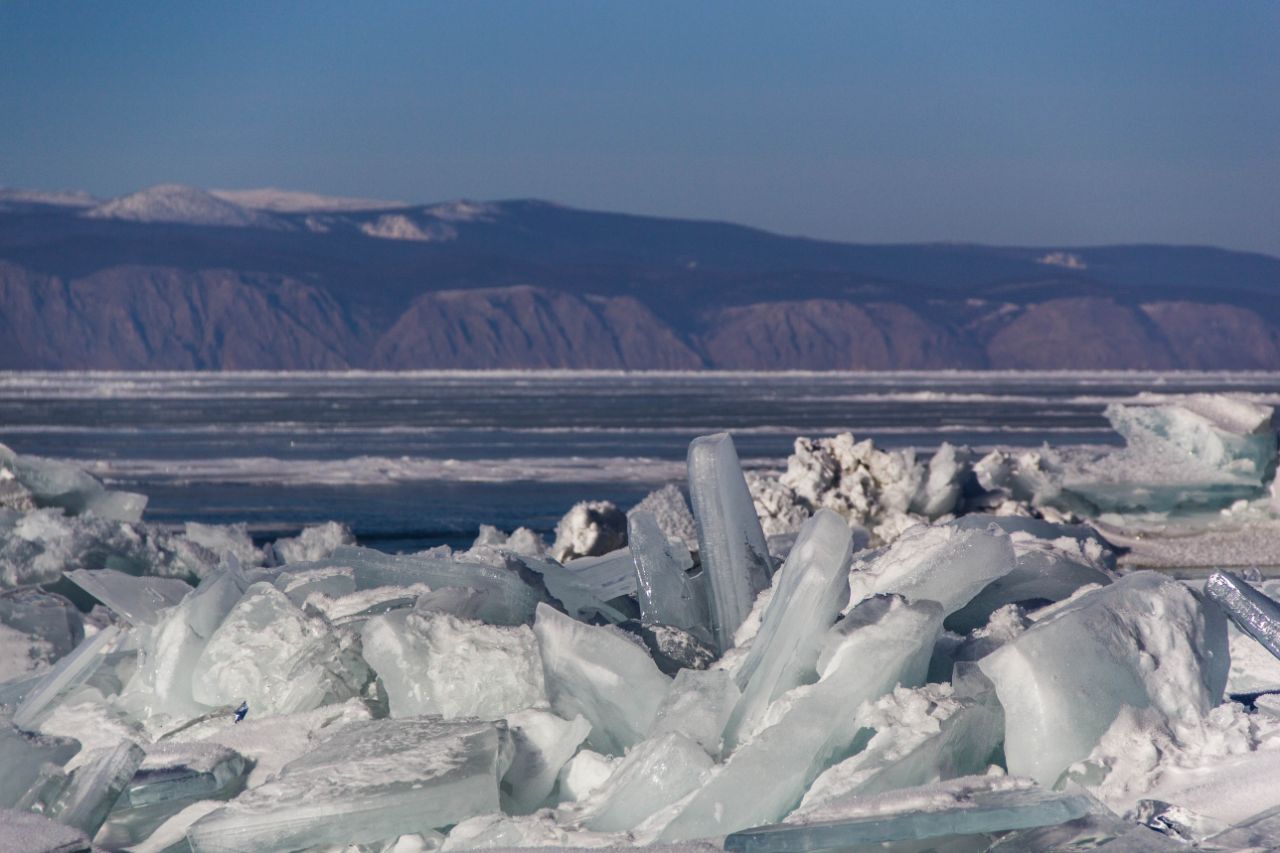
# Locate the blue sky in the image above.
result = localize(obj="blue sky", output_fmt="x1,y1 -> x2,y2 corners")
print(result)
3,1 -> 1277,254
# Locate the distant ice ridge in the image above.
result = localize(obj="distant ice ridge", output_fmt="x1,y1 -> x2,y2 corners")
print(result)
83,185 -> 284,229
3,394 -> 1280,851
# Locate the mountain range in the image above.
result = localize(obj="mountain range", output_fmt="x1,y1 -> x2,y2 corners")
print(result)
2,184 -> 1279,370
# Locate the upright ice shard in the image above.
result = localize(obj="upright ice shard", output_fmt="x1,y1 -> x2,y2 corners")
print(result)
31,740 -> 146,837
1205,571 -> 1280,661
65,569 -> 191,626
659,595 -> 944,840
186,718 -> 511,853
533,603 -> 671,755
723,776 -> 1100,853
979,572 -> 1229,786
628,510 -> 709,640
687,433 -> 774,651
724,509 -> 852,751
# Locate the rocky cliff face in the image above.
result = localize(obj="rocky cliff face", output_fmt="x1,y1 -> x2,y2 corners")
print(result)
2,196 -> 1278,370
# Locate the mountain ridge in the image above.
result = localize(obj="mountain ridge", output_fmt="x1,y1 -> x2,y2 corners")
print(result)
2,185 -> 1278,370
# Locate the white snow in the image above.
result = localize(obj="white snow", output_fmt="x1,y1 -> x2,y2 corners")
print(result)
210,187 -> 408,212
84,184 -> 283,228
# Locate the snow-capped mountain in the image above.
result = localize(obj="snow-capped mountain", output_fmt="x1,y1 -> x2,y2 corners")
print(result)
84,184 -> 283,228
210,187 -> 408,213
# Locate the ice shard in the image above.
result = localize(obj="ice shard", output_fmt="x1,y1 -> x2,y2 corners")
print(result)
0,443 -> 147,523
39,740 -> 146,837
847,522 -> 1016,617
512,552 -> 631,623
795,683 -> 1004,815
272,564 -> 355,606
0,722 -> 80,808
65,568 -> 190,626
186,718 -> 511,853
533,603 -> 671,755
362,609 -> 545,719
14,625 -> 123,729
0,589 -> 84,669
314,545 -> 545,626
687,433 -> 774,651
724,509 -> 852,751
722,776 -> 1100,853
560,547 -> 639,603
1205,570 -> 1280,661
649,668 -> 741,756
190,582 -> 367,716
96,742 -> 249,848
500,709 -> 591,814
658,595 -> 944,840
628,510 -> 710,641
979,572 -> 1229,786
564,732 -> 714,832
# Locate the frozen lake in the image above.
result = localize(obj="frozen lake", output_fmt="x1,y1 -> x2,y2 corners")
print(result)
4,370 -> 1279,550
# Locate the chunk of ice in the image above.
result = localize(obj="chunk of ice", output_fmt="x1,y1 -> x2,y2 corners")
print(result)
650,668 -> 741,756
794,683 -> 1004,815
533,603 -> 671,755
724,776 -> 1099,852
65,568 -> 190,626
190,582 -> 367,716
629,510 -> 709,642
560,547 -> 639,603
186,718 -> 511,853
500,709 -> 591,814
1204,570 -> 1280,661
43,740 -> 145,837
629,483 -> 700,553
659,595 -> 944,840
0,589 -> 84,678
268,520 -> 354,565
565,732 -> 714,832
847,522 -> 1016,617
551,500 -> 627,562
556,749 -> 620,803
362,610 -> 545,719
0,443 -> 146,523
687,433 -> 774,651
979,572 -> 1229,786
272,564 -> 355,606
724,509 -> 852,751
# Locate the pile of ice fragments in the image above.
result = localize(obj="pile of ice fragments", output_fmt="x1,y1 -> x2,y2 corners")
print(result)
2,394 -> 1280,852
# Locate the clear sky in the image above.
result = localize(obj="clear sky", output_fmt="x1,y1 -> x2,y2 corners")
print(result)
3,1 -> 1278,254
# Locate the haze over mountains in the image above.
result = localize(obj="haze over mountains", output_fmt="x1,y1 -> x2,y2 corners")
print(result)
2,184 -> 1278,371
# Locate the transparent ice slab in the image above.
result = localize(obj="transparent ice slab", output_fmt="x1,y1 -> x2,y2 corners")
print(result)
65,568 -> 190,626
979,572 -> 1229,786
14,625 -> 123,729
0,589 -> 84,665
566,732 -> 714,832
723,777 -> 1100,852
500,709 -> 591,814
629,510 -> 709,641
186,717 -> 511,853
272,564 -> 355,606
510,551 -> 630,624
560,547 -> 640,604
362,609 -> 545,719
1204,571 -> 1280,661
848,522 -> 1016,618
687,433 -> 774,651
650,668 -> 741,756
533,603 -> 671,755
26,740 -> 146,837
724,509 -> 852,751
658,595 -> 944,840
0,443 -> 147,523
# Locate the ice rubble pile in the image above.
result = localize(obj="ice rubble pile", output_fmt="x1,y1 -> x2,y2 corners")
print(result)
749,393 -> 1280,546
1,397 -> 1280,852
